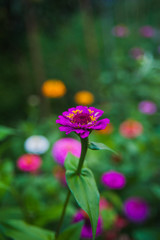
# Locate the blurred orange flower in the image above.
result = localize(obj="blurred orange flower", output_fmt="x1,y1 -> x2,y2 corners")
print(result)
96,123 -> 114,135
74,91 -> 94,105
119,119 -> 143,138
42,80 -> 66,98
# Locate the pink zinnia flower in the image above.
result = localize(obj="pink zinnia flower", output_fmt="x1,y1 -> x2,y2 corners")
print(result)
119,120 -> 143,138
73,210 -> 102,239
52,138 -> 81,166
139,25 -> 155,38
130,47 -> 144,60
112,25 -> 129,37
124,197 -> 149,222
138,101 -> 157,115
56,106 -> 110,138
101,170 -> 126,189
17,154 -> 42,172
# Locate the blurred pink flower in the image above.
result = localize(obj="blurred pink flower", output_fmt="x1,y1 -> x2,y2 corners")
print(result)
52,138 -> 81,166
101,170 -> 126,189
17,154 -> 42,172
99,197 -> 112,211
138,101 -> 157,115
130,47 -> 144,60
112,25 -> 129,37
124,197 -> 149,222
139,25 -> 155,38
73,209 -> 102,239
119,120 -> 143,138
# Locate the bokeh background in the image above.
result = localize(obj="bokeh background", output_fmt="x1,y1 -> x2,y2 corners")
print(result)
0,0 -> 160,239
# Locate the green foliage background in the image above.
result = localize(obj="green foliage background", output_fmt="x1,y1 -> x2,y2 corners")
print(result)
0,0 -> 160,239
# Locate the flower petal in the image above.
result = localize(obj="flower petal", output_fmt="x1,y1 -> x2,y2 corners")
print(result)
79,130 -> 90,138
74,129 -> 90,138
88,107 -> 104,119
93,118 -> 110,130
56,116 -> 72,126
59,126 -> 74,134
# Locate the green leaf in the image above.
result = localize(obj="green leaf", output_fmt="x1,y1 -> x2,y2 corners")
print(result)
35,204 -> 75,226
133,228 -> 160,240
0,182 -> 10,191
0,125 -> 15,141
65,153 -> 87,171
88,141 -> 117,154
65,154 -> 99,240
57,221 -> 83,240
150,184 -> 160,198
3,220 -> 55,240
0,208 -> 23,222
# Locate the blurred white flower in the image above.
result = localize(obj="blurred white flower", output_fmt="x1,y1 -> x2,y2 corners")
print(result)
24,135 -> 50,154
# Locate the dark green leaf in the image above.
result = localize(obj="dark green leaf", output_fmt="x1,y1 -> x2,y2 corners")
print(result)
0,125 -> 15,141
35,204 -> 75,226
150,184 -> 160,198
133,228 -> 160,240
65,154 -> 99,240
3,220 -> 55,240
0,208 -> 23,222
57,221 -> 83,240
0,182 -> 10,191
88,142 -> 117,154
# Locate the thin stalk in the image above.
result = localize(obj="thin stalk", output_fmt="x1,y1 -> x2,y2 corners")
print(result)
55,136 -> 89,239
55,189 -> 71,239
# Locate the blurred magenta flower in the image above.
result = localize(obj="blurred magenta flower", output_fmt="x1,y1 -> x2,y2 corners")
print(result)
119,120 -> 143,138
53,166 -> 67,186
52,138 -> 81,166
139,25 -> 155,38
112,25 -> 129,37
101,170 -> 126,189
24,135 -> 50,154
56,106 -> 110,138
124,197 -> 149,222
138,101 -> 157,115
17,154 -> 42,172
130,47 -> 144,60
73,209 -> 102,239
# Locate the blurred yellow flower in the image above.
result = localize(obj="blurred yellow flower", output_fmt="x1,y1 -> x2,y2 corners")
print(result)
74,91 -> 94,105
42,80 -> 66,98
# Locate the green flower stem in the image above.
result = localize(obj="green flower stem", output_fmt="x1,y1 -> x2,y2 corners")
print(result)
55,189 -> 71,239
76,137 -> 89,175
55,136 -> 89,239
